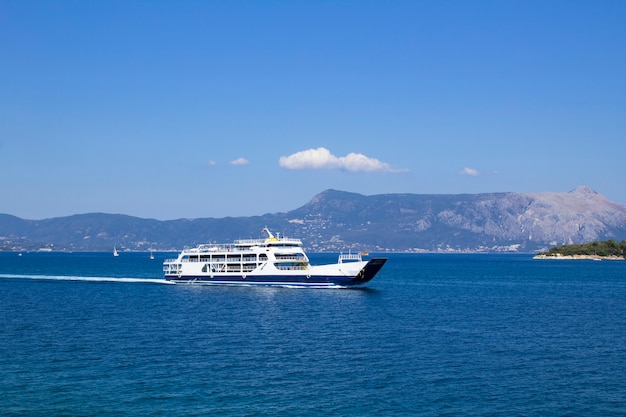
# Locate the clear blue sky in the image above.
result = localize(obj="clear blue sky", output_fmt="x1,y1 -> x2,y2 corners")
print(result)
1,1 -> 624,220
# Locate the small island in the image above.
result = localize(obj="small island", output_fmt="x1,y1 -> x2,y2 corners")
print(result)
534,240 -> 626,260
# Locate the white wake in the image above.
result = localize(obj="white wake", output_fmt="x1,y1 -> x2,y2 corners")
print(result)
0,274 -> 175,284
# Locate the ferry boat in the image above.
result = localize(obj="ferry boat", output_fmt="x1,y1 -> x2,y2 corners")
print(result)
163,228 -> 386,287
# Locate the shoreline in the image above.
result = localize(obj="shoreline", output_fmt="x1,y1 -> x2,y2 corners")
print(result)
533,254 -> 625,261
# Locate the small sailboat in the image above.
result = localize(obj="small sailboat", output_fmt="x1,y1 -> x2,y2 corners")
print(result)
113,246 -> 119,257
150,250 -> 154,260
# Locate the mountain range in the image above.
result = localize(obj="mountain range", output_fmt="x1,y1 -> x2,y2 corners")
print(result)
2,185 -> 625,253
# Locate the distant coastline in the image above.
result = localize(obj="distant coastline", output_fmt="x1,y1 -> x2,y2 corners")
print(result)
2,186 -> 626,253
533,253 -> 624,261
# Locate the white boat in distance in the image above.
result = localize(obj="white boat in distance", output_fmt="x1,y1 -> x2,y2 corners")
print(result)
163,228 -> 386,287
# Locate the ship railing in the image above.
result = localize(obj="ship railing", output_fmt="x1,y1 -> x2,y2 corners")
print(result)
234,238 -> 265,245
193,244 -> 240,252
235,237 -> 303,245
274,254 -> 306,261
178,244 -> 260,254
338,252 -> 363,263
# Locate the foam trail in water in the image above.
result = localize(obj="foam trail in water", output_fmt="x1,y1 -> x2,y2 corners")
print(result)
0,274 -> 175,285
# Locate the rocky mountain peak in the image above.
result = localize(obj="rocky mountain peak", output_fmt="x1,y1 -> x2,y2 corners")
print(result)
569,185 -> 599,197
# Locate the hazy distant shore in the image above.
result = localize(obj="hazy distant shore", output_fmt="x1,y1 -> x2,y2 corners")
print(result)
533,254 -> 624,261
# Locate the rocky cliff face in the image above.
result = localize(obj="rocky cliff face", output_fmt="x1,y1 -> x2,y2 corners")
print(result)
285,185 -> 626,252
2,186 -> 625,252
521,186 -> 626,246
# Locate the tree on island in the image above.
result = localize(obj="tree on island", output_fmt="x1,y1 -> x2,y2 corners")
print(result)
539,240 -> 626,258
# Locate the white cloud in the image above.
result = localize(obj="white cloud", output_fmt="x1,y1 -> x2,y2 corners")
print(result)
460,167 -> 480,176
208,160 -> 217,166
279,147 -> 338,169
230,157 -> 249,166
340,152 -> 392,172
279,147 -> 403,173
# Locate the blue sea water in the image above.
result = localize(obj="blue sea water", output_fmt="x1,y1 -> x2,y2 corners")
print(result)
1,252 -> 625,416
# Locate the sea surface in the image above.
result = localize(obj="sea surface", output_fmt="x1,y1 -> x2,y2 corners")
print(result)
1,252 -> 625,416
